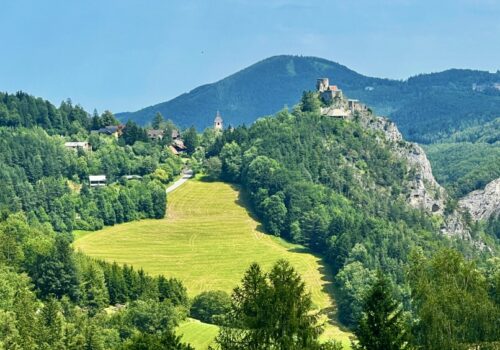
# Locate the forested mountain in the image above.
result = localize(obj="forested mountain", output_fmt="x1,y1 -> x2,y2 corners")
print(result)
425,118 -> 500,197
117,55 -> 500,144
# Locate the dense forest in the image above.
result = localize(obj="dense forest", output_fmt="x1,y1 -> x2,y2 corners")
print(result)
424,117 -> 500,197
0,92 -> 198,348
0,92 -> 183,231
199,93 -> 500,348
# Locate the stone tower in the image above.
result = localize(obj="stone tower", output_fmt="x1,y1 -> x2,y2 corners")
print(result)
316,78 -> 329,92
214,111 -> 223,131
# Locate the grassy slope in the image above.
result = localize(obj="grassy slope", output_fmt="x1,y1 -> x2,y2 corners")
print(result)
176,318 -> 219,350
74,180 -> 351,348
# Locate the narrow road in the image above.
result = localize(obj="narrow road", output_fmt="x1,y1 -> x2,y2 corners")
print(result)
166,169 -> 193,193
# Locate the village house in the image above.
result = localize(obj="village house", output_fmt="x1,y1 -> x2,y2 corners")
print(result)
89,175 -> 106,187
64,141 -> 91,152
93,125 -> 124,138
171,139 -> 187,154
147,129 -> 164,140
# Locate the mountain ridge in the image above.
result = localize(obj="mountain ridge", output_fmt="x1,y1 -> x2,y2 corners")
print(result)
116,55 -> 500,143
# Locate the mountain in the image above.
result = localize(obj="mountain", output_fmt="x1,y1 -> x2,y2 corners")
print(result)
117,55 -> 500,143
424,118 -> 500,197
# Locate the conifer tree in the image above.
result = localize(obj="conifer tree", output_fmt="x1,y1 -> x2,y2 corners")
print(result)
353,271 -> 409,350
216,260 -> 323,350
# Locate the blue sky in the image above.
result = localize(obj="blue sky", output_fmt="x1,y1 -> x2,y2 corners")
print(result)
1,0 -> 499,113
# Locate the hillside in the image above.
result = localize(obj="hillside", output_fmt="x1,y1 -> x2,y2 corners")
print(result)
74,180 -> 352,347
116,55 -> 500,143
424,117 -> 500,197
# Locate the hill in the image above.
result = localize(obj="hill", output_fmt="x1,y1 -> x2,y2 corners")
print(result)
424,118 -> 500,197
116,55 -> 500,143
74,179 -> 353,347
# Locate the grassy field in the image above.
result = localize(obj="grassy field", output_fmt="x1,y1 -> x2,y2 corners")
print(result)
74,179 -> 352,348
176,318 -> 219,349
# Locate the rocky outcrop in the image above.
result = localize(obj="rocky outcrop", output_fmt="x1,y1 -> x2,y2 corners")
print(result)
355,112 -> 446,214
459,178 -> 500,221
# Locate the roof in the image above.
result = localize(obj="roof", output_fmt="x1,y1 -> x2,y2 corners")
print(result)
89,175 -> 106,182
173,139 -> 186,149
171,129 -> 180,139
64,141 -> 89,147
123,175 -> 142,180
329,85 -> 338,91
147,129 -> 164,136
169,145 -> 179,155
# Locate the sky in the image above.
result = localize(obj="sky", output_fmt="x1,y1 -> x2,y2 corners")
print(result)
0,0 -> 499,113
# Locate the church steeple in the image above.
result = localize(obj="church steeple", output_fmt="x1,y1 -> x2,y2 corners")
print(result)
214,110 -> 223,131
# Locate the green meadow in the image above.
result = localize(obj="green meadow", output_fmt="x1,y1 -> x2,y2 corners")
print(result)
74,179 -> 352,348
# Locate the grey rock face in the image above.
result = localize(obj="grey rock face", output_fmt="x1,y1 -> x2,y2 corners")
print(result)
459,178 -> 500,221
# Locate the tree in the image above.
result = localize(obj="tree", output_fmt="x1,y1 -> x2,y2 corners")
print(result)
190,290 -> 231,325
152,112 -> 164,130
408,249 -> 500,350
261,192 -> 287,235
300,91 -> 321,113
216,260 -> 323,350
183,126 -> 199,155
76,255 -> 109,315
37,297 -> 65,349
31,234 -> 79,301
157,276 -> 189,307
204,157 -> 222,180
352,271 -> 409,350
219,142 -> 242,182
122,120 -> 148,145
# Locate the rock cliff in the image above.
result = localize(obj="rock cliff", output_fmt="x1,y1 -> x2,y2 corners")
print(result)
459,178 -> 500,221
319,88 -> 478,242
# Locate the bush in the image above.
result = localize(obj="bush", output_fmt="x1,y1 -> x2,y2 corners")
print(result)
189,290 -> 230,325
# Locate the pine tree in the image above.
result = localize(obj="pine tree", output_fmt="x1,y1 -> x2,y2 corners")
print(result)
216,260 -> 323,350
152,112 -> 164,130
353,271 -> 409,350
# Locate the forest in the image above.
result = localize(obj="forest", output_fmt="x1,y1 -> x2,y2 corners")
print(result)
198,92 -> 500,348
0,90 -> 498,349
0,92 -> 197,348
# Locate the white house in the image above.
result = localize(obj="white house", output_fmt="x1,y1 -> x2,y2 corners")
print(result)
89,175 -> 106,187
65,141 -> 91,152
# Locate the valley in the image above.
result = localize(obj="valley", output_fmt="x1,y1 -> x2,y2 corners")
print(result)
74,179 -> 353,348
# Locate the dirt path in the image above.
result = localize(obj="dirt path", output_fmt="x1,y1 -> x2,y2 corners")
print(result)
166,169 -> 193,194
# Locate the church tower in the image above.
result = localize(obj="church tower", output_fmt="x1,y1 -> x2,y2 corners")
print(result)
214,111 -> 223,131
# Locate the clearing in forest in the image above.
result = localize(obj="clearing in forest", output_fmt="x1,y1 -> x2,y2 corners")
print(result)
74,179 -> 351,348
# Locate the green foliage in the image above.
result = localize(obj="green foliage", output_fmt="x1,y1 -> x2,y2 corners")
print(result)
152,112 -> 164,130
0,126 -> 179,232
122,120 -> 148,145
408,249 -> 500,349
301,91 -> 321,113
183,126 -> 199,155
425,141 -> 500,197
352,271 -> 409,350
190,291 -> 231,325
215,260 -> 323,350
204,157 -> 222,180
219,142 -> 242,182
